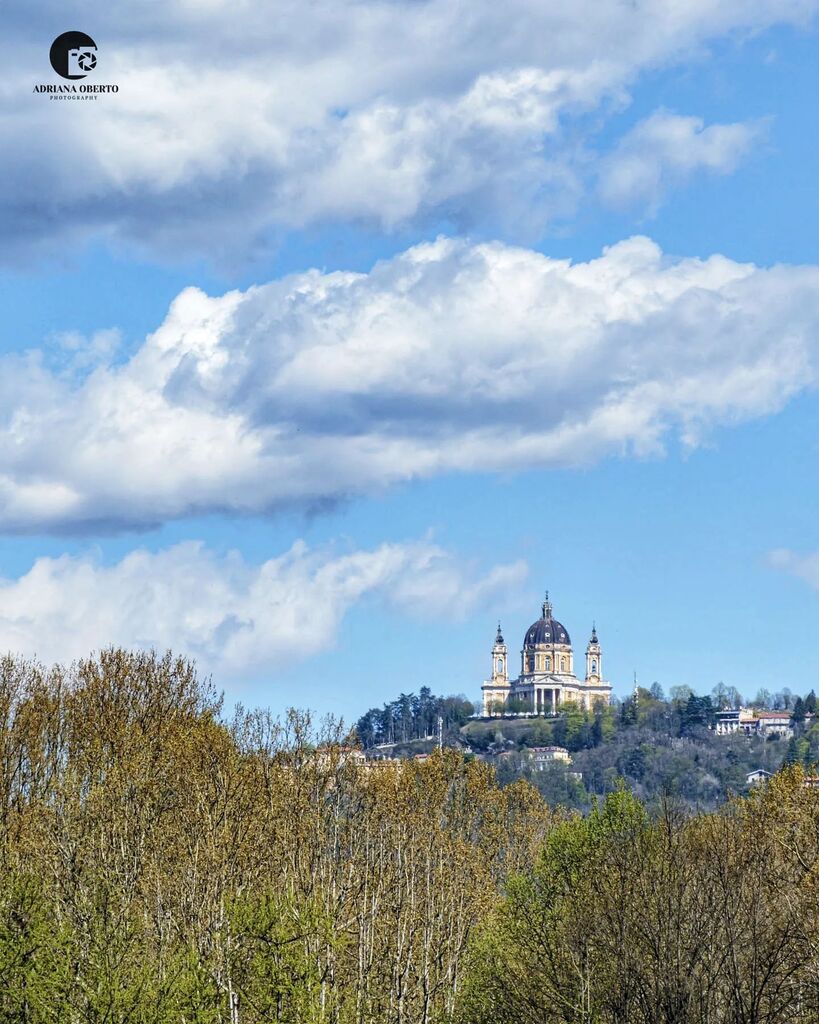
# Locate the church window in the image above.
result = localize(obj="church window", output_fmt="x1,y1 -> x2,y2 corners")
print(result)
496,658 -> 504,674
591,659 -> 597,673
561,657 -> 567,672
545,656 -> 551,670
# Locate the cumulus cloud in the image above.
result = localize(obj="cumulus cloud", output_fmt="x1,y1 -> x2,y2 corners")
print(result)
5,0 -> 816,257
598,111 -> 765,213
2,235 -> 819,532
0,539 -> 526,677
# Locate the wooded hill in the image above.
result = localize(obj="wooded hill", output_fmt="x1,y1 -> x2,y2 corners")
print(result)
356,685 -> 819,812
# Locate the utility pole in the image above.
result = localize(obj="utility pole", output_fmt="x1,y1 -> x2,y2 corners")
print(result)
437,714 -> 443,751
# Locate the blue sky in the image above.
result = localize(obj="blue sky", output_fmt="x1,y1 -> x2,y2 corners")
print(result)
3,2 -> 819,722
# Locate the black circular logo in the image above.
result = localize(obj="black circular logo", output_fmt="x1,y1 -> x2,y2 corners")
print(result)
50,31 -> 98,80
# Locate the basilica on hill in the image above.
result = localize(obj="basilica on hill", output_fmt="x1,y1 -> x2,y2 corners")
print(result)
481,593 -> 613,716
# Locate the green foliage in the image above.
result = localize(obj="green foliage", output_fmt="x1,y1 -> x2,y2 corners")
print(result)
2,650 -> 817,1022
495,755 -> 590,812
0,651 -> 555,1024
469,685 -> 819,812
355,685 -> 474,747
229,893 -> 339,1022
462,717 -> 552,753
457,775 -> 819,1023
504,696 -> 534,714
458,790 -> 651,1024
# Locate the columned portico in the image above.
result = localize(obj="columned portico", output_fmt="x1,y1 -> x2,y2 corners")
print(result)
532,686 -> 562,713
535,686 -> 556,713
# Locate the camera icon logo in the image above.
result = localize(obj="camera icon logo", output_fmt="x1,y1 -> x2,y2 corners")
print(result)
50,31 -> 98,80
67,47 -> 97,76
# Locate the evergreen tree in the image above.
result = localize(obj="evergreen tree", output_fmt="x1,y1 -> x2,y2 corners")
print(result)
619,696 -> 637,725
622,745 -> 647,780
355,688 -> 475,747
681,693 -> 714,733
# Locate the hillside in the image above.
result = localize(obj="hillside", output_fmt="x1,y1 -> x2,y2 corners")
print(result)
356,686 -> 819,812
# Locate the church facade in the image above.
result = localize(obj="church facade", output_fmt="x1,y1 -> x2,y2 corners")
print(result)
481,593 -> 612,715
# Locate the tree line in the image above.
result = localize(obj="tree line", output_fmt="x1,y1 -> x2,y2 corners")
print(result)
1,649 -> 817,1022
354,686 -> 474,748
0,651 -> 549,1023
643,681 -> 817,717
457,771 -> 819,1023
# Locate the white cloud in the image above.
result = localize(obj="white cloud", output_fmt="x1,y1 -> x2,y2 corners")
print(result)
598,111 -> 765,213
769,549 -> 819,592
5,0 -> 816,257
2,235 -> 819,532
0,539 -> 526,678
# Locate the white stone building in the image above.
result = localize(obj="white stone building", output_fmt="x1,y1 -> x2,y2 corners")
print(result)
714,709 -> 793,737
529,746 -> 572,769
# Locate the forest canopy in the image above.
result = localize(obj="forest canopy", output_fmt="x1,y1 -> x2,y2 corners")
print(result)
0,649 -> 816,1023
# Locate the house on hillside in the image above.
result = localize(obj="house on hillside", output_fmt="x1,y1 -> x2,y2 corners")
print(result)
752,711 -> 792,736
713,708 -> 792,738
714,709 -> 754,735
746,769 -> 772,786
528,746 -> 571,769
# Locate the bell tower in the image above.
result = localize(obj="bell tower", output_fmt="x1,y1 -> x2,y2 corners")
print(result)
482,623 -> 511,716
491,623 -> 508,683
585,624 -> 602,683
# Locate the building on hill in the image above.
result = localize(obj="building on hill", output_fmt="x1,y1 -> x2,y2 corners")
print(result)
714,709 -> 793,737
481,592 -> 613,716
714,709 -> 753,735
746,769 -> 772,786
529,746 -> 571,768
753,710 -> 793,736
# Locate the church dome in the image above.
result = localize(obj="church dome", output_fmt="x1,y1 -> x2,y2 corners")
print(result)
524,617 -> 571,647
524,593 -> 571,647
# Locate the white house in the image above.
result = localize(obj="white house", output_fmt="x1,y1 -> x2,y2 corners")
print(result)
528,746 -> 571,769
